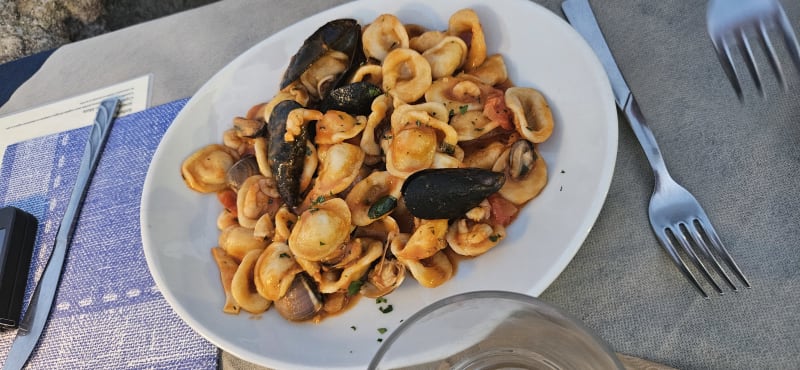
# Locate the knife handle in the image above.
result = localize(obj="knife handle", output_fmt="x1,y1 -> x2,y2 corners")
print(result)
562,0 -> 670,182
621,96 -> 670,182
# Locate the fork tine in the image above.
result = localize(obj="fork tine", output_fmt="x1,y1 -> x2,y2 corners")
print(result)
695,215 -> 752,288
685,220 -> 737,291
653,228 -> 709,298
776,4 -> 800,72
757,21 -> 786,88
671,225 -> 724,294
736,29 -> 764,96
713,37 -> 744,100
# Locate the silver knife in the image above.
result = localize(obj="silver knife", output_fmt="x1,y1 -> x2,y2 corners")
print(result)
561,0 -> 668,171
3,97 -> 120,370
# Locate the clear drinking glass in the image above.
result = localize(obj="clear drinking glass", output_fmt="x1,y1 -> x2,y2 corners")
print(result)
369,291 -> 624,370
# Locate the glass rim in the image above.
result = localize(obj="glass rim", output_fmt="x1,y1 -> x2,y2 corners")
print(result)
367,290 -> 624,370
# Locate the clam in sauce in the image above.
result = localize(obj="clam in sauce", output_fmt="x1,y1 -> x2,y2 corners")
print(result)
187,8 -> 554,323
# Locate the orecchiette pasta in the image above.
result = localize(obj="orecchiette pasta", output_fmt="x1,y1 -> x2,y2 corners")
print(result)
211,247 -> 240,314
231,249 -> 272,314
447,9 -> 487,71
218,225 -> 269,261
183,8 -> 555,323
382,48 -> 432,103
362,14 -> 409,62
254,241 -> 302,301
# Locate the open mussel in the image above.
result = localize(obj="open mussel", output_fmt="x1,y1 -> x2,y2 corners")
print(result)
401,168 -> 505,220
267,100 -> 311,208
280,18 -> 364,100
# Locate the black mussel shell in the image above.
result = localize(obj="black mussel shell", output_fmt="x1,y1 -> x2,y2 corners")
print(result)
318,81 -> 383,116
280,18 -> 361,90
401,168 -> 505,220
267,100 -> 310,208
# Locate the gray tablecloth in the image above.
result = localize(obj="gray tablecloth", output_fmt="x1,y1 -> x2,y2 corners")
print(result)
2,0 -> 799,369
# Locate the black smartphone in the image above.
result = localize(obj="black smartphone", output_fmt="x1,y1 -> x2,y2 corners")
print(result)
0,206 -> 38,329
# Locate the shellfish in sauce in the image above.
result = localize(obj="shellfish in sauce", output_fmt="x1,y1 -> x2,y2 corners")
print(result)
183,8 -> 556,323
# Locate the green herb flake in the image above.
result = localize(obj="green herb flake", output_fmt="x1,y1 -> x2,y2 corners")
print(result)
312,195 -> 326,205
376,297 -> 387,304
459,105 -> 469,115
368,195 -> 397,219
351,326 -> 357,331
347,280 -> 364,296
377,328 -> 388,334
279,253 -> 290,258
379,305 -> 394,314
488,234 -> 502,242
320,241 -> 326,246
377,338 -> 383,343
448,109 -> 455,118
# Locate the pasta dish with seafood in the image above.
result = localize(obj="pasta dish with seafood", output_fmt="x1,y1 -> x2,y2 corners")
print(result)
180,8 -> 553,322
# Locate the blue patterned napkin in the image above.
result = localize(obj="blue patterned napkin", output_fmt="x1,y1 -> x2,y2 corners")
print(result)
0,99 -> 218,369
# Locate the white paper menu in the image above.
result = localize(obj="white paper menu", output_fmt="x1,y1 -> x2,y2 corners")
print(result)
0,75 -> 152,166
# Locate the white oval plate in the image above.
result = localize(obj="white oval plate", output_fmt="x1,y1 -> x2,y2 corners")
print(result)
141,0 -> 617,368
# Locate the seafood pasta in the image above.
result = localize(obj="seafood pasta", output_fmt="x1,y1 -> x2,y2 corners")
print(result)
180,9 -> 553,322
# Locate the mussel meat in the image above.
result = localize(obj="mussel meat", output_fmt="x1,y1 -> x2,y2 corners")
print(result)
401,168 -> 505,219
508,139 -> 536,181
280,18 -> 363,99
274,273 -> 323,321
267,100 -> 311,208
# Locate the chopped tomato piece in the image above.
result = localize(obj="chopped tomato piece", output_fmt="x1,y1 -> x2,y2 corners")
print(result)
488,194 -> 518,226
483,89 -> 514,130
217,189 -> 238,217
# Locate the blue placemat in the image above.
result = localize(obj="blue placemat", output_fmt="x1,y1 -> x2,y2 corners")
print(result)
0,98 -> 218,369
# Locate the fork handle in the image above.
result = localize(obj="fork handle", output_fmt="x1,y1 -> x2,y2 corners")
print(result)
622,94 -> 671,184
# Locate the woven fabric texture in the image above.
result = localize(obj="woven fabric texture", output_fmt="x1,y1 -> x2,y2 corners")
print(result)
0,99 -> 218,369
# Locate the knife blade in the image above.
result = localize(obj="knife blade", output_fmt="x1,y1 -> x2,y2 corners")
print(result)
562,0 -> 667,170
3,97 -> 120,370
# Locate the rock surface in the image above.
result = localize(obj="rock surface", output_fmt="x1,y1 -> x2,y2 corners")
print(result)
0,0 -> 218,64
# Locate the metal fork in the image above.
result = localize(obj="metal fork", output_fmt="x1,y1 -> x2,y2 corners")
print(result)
707,0 -> 800,98
648,167 -> 751,297
563,0 -> 751,298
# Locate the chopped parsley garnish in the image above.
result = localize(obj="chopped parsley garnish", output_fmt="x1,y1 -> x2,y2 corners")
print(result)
347,280 -> 363,296
351,326 -> 357,331
320,241 -> 326,246
279,253 -> 290,258
311,195 -> 326,205
377,328 -> 388,334
459,105 -> 469,115
488,234 -> 502,242
376,297 -> 387,304
379,305 -> 394,314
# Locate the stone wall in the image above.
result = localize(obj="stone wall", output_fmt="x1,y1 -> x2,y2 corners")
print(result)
0,0 -> 217,64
